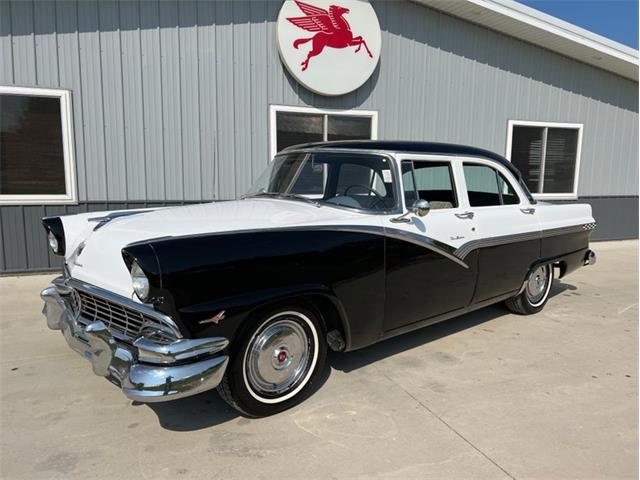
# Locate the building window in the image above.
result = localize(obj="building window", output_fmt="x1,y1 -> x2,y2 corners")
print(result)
270,105 -> 377,159
0,86 -> 77,204
506,120 -> 582,199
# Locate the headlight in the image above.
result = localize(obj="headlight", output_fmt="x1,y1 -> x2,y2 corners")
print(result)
48,231 -> 59,253
131,261 -> 150,301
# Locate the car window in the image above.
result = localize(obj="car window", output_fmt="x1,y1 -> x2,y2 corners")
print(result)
401,160 -> 457,209
247,152 -> 396,212
497,173 -> 520,205
289,159 -> 326,196
401,161 -> 418,207
335,164 -> 386,197
463,163 -> 520,207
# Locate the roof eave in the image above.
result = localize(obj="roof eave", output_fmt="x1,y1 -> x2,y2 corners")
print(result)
416,0 -> 639,81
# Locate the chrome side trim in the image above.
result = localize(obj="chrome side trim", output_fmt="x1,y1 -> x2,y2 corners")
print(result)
142,223 -> 468,269
89,209 -> 154,231
455,230 -> 542,259
455,223 -> 595,259
275,224 -> 468,269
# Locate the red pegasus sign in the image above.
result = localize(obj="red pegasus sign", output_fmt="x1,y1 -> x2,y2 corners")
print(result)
287,0 -> 374,71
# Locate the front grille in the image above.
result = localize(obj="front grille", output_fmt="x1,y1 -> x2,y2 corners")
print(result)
71,288 -> 174,343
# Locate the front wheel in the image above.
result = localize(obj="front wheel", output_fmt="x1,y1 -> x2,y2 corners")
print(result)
505,264 -> 553,315
217,305 -> 326,417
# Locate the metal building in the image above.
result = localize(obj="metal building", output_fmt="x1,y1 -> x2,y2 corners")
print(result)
0,0 -> 637,273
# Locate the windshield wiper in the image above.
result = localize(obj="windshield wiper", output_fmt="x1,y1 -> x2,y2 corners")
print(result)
242,191 -> 321,207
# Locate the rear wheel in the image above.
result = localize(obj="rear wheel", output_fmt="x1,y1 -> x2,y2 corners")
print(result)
505,264 -> 553,315
217,305 -> 326,417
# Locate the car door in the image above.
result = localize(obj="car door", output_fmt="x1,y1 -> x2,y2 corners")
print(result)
382,156 -> 479,333
459,161 -> 541,303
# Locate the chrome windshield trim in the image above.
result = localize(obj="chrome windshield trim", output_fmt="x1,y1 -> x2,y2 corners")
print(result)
53,276 -> 182,338
264,150 -> 403,215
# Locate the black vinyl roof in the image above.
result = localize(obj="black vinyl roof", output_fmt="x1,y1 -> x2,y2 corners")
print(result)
283,140 -> 522,179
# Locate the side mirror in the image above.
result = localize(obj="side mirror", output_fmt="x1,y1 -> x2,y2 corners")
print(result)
390,199 -> 430,223
409,199 -> 430,217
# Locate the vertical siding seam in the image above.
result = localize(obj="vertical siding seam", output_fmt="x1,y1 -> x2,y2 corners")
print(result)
248,4 -> 254,185
31,0 -> 37,84
21,206 -> 30,268
117,0 -> 128,201
0,208 -> 5,270
9,1 -> 15,83
231,3 -> 237,197
54,0 -> 60,87
213,3 -> 220,199
195,1 -> 203,200
97,1 -> 109,200
137,0 -> 147,200
74,0 -> 88,201
157,0 -> 166,201
177,3 -> 184,202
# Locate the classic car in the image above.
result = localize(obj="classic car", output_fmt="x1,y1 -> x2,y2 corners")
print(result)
41,141 -> 596,417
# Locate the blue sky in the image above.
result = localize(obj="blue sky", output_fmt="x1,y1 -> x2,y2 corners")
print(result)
518,0 -> 639,49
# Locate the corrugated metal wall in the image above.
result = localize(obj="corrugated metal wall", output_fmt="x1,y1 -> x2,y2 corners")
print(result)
0,0 -> 638,272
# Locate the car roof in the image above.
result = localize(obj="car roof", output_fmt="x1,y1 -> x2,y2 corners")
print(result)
283,140 -> 522,179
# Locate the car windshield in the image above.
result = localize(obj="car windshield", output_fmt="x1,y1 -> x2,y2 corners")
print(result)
244,152 -> 397,212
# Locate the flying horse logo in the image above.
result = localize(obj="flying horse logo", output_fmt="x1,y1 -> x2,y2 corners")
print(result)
287,0 -> 373,71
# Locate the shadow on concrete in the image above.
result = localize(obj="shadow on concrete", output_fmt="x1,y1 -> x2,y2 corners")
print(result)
136,390 -> 238,431
331,279 -> 575,373
141,344 -> 334,430
144,279 -> 574,430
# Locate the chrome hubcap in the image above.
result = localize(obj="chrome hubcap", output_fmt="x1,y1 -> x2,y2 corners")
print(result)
246,318 -> 311,396
526,266 -> 548,304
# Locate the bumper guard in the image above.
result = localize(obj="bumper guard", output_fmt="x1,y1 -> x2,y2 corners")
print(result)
40,282 -> 229,403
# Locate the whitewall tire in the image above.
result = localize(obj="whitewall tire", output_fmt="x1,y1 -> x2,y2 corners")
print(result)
217,305 -> 326,417
505,264 -> 553,315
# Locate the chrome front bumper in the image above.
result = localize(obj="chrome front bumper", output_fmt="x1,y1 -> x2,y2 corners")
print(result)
40,282 -> 229,403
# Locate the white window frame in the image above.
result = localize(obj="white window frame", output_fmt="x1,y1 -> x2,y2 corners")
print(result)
0,85 -> 77,205
505,120 -> 583,200
269,104 -> 378,160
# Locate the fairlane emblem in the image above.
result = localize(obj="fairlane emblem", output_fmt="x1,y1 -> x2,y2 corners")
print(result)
199,310 -> 226,325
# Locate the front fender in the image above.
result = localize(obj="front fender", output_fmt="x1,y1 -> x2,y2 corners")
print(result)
178,284 -> 348,347
140,228 -> 386,350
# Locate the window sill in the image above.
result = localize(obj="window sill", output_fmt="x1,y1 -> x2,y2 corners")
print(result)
532,193 -> 578,201
0,195 -> 78,206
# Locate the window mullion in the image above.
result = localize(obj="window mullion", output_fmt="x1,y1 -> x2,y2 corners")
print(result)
539,127 -> 548,194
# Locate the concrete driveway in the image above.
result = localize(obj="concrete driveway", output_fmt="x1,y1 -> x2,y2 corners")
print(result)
1,240 -> 637,479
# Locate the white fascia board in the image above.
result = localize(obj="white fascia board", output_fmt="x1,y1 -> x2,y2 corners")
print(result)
417,0 -> 639,81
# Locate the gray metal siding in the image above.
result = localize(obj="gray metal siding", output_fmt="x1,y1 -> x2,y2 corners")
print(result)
2,0 -> 637,200
0,0 -> 637,273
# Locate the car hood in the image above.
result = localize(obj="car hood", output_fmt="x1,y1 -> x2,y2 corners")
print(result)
63,199 -> 373,298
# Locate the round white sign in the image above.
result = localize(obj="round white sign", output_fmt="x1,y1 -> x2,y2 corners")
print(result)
277,0 -> 382,96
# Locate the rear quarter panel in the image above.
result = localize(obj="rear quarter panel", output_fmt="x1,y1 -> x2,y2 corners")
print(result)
536,203 -> 595,259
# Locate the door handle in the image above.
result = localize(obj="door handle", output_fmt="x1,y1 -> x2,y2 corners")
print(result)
520,208 -> 536,215
455,211 -> 474,219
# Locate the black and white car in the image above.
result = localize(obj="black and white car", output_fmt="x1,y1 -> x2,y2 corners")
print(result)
41,141 -> 596,417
